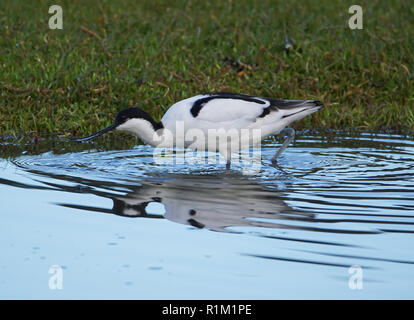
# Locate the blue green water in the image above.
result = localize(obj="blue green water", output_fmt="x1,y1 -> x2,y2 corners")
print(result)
1,133 -> 413,299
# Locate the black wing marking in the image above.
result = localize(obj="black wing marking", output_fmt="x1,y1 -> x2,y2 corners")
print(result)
190,92 -> 266,118
190,92 -> 322,120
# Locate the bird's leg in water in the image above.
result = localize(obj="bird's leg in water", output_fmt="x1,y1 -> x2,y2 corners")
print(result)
272,128 -> 295,163
225,136 -> 232,170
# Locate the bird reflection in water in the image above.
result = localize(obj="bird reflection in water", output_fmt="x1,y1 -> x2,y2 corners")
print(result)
56,174 -> 314,233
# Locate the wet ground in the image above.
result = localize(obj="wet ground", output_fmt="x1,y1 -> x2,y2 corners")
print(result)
1,132 -> 413,299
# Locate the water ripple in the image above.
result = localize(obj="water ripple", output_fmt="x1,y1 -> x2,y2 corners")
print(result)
4,132 -> 414,275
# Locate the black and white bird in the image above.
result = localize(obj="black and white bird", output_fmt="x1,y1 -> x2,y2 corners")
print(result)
74,92 -> 322,166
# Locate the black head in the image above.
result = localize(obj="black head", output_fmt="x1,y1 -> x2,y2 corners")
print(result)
73,107 -> 163,142
115,107 -> 150,125
115,107 -> 163,130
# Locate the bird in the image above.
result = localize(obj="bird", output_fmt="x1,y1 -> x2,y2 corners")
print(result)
73,92 -> 323,167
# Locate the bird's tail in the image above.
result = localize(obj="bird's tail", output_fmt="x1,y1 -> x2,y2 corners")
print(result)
277,100 -> 323,124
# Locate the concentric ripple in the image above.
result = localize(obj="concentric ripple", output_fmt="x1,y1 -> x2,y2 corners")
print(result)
3,132 -> 414,283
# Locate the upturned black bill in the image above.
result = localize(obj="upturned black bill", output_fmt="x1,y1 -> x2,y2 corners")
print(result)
72,123 -> 117,142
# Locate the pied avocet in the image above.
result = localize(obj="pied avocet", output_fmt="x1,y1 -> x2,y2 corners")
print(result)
73,92 -> 322,167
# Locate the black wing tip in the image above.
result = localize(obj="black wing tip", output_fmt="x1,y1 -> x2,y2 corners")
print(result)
312,100 -> 323,108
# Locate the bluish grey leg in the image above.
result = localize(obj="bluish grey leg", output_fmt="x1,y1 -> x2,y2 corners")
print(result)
225,136 -> 232,170
272,128 -> 295,163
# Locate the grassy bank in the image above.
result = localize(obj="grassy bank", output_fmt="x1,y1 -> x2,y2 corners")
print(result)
0,0 -> 413,139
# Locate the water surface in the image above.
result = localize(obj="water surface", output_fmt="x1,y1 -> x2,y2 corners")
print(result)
1,132 -> 413,299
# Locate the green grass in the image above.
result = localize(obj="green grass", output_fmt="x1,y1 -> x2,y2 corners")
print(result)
1,0 -> 413,139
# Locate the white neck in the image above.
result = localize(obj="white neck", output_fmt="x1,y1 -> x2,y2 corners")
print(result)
116,118 -> 164,146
